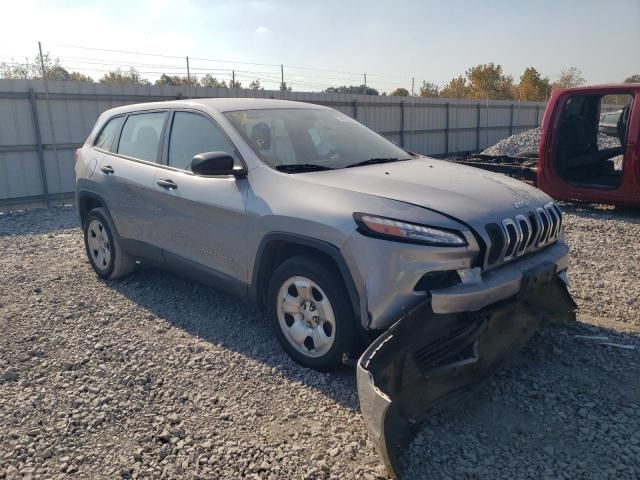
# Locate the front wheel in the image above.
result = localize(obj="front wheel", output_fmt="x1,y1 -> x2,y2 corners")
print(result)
267,256 -> 358,371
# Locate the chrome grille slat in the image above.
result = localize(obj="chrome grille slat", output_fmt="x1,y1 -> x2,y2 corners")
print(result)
484,202 -> 562,268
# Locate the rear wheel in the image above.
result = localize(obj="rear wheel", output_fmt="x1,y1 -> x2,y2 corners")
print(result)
83,208 -> 135,280
267,256 -> 358,370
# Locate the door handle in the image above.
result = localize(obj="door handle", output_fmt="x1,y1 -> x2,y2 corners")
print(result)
157,179 -> 178,190
100,165 -> 115,175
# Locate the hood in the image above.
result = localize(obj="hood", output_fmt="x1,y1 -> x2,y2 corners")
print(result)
297,158 -> 552,230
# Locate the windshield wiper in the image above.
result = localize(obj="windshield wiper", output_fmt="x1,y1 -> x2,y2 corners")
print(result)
276,163 -> 334,173
345,157 -> 409,168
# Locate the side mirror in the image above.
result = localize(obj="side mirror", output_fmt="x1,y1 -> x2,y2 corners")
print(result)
190,151 -> 244,177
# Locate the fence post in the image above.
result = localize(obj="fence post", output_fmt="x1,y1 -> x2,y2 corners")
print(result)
28,88 -> 50,207
476,103 -> 481,151
444,102 -> 450,157
399,101 -> 405,147
509,103 -> 514,136
352,100 -> 358,120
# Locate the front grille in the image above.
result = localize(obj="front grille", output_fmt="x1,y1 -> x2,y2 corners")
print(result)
484,202 -> 562,268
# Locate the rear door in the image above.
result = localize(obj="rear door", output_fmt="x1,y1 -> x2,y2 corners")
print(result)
98,110 -> 168,260
151,110 -> 249,288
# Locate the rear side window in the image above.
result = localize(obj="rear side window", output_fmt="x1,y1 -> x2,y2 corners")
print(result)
94,116 -> 124,152
117,112 -> 167,163
168,112 -> 236,170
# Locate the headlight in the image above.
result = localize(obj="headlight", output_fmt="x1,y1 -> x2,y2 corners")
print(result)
353,213 -> 467,247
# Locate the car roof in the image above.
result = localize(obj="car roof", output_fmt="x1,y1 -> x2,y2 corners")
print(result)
102,98 -> 330,117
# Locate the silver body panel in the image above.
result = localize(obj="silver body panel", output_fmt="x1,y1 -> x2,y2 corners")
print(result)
76,98 -> 570,331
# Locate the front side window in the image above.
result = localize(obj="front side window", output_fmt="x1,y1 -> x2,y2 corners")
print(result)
168,112 -> 236,170
224,108 -> 412,170
117,112 -> 167,163
94,116 -> 124,152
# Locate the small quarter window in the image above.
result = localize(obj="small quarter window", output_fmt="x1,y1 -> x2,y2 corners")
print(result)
168,112 -> 236,170
117,112 -> 167,163
94,116 -> 124,152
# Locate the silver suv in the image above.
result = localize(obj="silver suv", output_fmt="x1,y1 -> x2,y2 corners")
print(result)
76,99 -> 576,474
76,98 -> 572,367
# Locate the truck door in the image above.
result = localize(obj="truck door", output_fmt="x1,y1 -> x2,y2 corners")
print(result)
541,89 -> 639,207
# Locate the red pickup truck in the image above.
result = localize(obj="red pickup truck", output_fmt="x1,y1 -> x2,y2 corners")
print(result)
456,84 -> 640,207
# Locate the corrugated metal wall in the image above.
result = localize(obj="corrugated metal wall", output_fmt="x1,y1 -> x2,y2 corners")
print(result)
0,79 -> 546,209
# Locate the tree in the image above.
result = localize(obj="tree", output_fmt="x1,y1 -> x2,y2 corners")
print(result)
464,63 -> 514,100
155,74 -> 198,86
517,67 -> 551,101
100,68 -> 150,85
0,52 -> 92,82
552,67 -> 585,90
280,81 -> 292,92
324,84 -> 379,95
624,74 -> 640,83
249,79 -> 262,90
200,74 -> 227,88
229,79 -> 242,88
440,75 -> 471,99
390,87 -> 409,96
418,81 -> 439,98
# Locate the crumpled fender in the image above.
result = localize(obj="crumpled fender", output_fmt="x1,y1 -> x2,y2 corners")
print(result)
357,277 -> 576,478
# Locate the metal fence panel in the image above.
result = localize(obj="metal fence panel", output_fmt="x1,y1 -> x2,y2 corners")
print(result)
0,79 -> 549,209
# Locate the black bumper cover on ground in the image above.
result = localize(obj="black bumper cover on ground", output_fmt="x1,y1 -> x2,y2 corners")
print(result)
357,278 -> 576,478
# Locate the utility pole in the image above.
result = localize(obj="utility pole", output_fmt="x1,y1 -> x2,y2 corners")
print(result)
186,56 -> 191,98
411,77 -> 415,96
363,73 -> 367,94
232,70 -> 235,88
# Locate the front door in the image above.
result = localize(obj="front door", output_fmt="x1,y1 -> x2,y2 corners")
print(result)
152,110 -> 249,287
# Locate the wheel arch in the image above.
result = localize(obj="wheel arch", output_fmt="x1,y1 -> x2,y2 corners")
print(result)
250,233 -> 361,325
77,190 -> 108,227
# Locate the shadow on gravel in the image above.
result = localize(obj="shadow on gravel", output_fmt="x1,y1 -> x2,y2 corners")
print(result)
402,320 -> 640,478
109,266 -> 360,410
0,206 -> 79,237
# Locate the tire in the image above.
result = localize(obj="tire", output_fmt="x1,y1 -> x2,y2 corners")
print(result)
83,207 -> 135,280
514,149 -> 539,159
267,256 -> 358,371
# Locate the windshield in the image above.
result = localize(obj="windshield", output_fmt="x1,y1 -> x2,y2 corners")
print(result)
223,108 -> 413,171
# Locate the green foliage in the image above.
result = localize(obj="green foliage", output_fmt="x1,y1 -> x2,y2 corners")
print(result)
418,81 -> 439,98
0,52 -> 92,82
280,81 -> 292,92
324,84 -> 379,95
440,75 -> 471,99
518,67 -> 550,101
466,63 -> 515,100
249,79 -> 262,90
100,68 -> 150,85
229,79 -> 242,88
624,74 -> 640,83
552,67 -> 585,90
390,87 -> 409,96
155,74 -> 199,86
200,74 -> 228,88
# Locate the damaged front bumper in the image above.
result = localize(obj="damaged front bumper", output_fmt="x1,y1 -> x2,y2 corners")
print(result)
357,277 -> 576,478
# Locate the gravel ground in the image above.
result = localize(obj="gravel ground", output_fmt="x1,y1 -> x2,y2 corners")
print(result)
1,206 -> 639,479
481,128 -> 622,157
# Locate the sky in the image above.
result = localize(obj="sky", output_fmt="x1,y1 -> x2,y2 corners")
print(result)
1,0 -> 639,92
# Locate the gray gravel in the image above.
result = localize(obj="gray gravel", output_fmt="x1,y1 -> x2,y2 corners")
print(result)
481,127 -> 622,157
1,206 -> 639,479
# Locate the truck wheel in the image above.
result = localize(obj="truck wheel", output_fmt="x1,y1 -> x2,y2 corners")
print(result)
267,256 -> 358,371
83,207 -> 135,280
